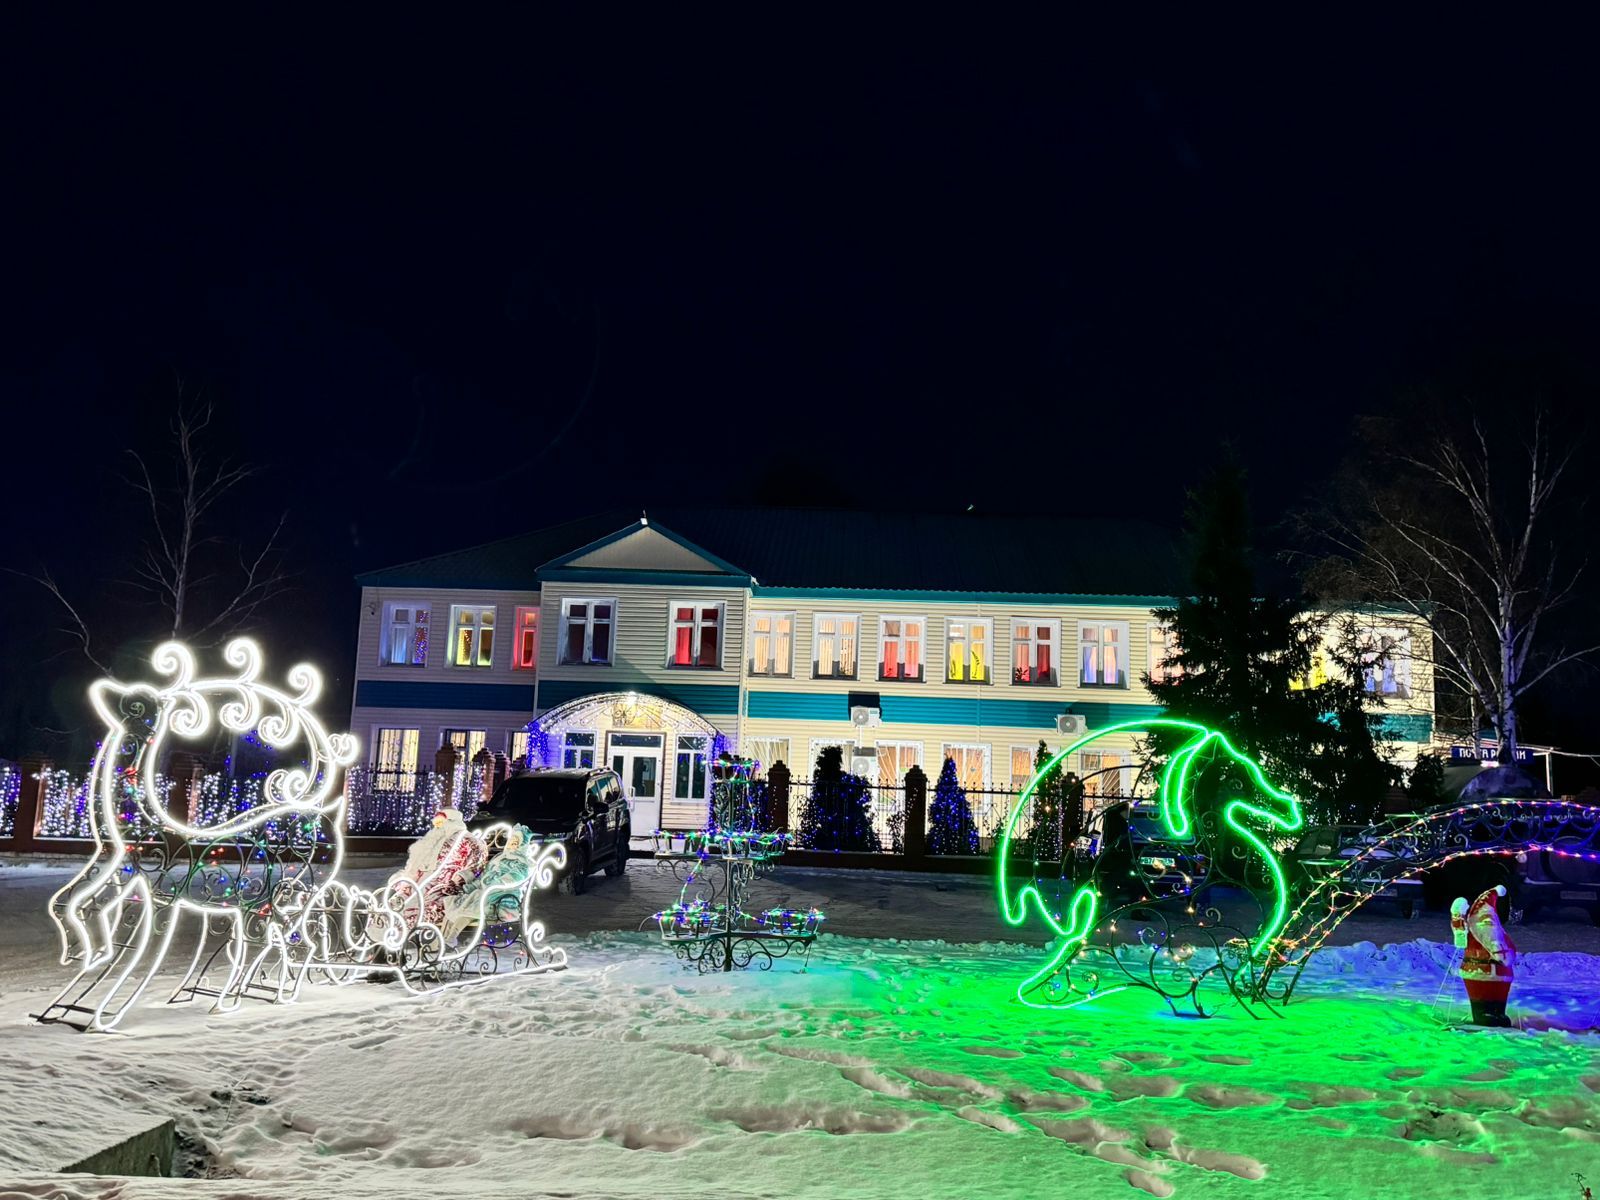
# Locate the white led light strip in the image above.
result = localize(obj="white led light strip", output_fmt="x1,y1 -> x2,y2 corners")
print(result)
41,638 -> 566,1032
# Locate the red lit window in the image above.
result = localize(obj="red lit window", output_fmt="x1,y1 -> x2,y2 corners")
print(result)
670,602 -> 723,668
514,607 -> 538,670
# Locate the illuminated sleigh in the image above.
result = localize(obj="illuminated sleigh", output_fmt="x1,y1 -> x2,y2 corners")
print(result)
37,639 -> 565,1032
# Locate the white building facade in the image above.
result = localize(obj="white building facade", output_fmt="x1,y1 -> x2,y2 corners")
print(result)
350,510 -> 1436,834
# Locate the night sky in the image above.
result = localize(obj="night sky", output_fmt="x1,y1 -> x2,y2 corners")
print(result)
3,15 -> 1597,764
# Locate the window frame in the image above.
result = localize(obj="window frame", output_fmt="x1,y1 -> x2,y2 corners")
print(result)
811,612 -> 860,681
674,734 -> 711,801
561,730 -> 597,769
1009,745 -> 1040,792
442,728 -> 488,764
380,601 -> 432,667
747,610 -> 794,677
448,604 -> 496,669
558,597 -> 618,666
374,727 -> 421,786
512,606 -> 539,670
874,740 -> 923,788
1077,620 -> 1131,689
941,742 -> 992,789
1010,617 -> 1061,687
1361,626 -> 1413,700
509,729 -> 531,765
878,614 -> 926,683
945,617 -> 994,685
667,600 -> 726,670
744,736 -> 791,772
1146,620 -> 1180,686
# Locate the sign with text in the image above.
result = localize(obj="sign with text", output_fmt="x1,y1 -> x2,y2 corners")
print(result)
1450,744 -> 1536,764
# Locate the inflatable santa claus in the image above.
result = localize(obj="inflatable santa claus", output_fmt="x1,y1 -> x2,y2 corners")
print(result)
1449,884 -> 1516,1027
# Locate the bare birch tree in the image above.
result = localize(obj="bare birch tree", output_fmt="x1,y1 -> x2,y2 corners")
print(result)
1309,408 -> 1595,761
14,397 -> 290,667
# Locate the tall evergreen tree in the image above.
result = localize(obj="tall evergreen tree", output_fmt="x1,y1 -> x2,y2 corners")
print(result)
796,745 -> 882,852
1146,460 -> 1395,827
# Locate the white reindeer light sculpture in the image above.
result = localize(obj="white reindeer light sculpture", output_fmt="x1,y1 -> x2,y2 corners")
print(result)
41,638 -> 359,1030
40,638 -> 569,1032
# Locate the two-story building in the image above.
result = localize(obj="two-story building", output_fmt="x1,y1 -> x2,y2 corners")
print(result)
350,508 -> 1435,837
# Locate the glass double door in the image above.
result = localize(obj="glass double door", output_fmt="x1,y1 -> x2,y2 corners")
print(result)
608,731 -> 663,843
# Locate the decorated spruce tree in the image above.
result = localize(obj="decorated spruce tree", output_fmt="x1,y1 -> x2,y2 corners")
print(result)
1022,739 -> 1063,861
797,745 -> 882,852
928,756 -> 979,855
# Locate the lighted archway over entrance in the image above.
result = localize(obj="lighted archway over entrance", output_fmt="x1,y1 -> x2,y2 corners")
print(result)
527,692 -> 726,839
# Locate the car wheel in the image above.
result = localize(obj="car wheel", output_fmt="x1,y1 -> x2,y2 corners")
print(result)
606,826 -> 630,876
560,850 -> 589,895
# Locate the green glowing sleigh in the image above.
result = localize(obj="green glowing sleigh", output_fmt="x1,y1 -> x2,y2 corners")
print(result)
996,719 -> 1303,1017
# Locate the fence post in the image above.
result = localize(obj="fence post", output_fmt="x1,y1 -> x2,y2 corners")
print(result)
471,747 -> 494,810
166,751 -> 207,824
434,744 -> 459,805
14,756 -> 49,851
490,751 -> 509,796
767,761 -> 790,832
903,764 -> 928,863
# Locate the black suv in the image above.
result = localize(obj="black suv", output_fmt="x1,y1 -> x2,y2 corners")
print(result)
471,768 -> 630,894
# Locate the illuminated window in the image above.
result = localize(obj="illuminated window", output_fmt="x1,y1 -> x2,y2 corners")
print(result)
559,599 -> 615,665
808,738 -> 859,773
813,614 -> 859,680
1362,627 -> 1412,699
449,605 -> 496,668
876,741 -> 922,787
745,737 -> 790,772
1079,749 -> 1127,797
674,734 -> 710,800
1010,746 -> 1038,791
381,603 -> 430,666
946,619 -> 991,683
1011,619 -> 1059,685
444,728 -> 487,763
669,601 -> 724,669
562,731 -> 596,769
1146,622 -> 1180,685
879,616 -> 925,681
942,743 -> 990,789
509,729 -> 531,764
374,727 -> 420,786
749,612 -> 793,676
1078,622 -> 1128,688
1290,649 -> 1330,691
513,607 -> 539,670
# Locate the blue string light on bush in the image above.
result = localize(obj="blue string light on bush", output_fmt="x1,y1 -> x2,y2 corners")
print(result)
928,756 -> 980,855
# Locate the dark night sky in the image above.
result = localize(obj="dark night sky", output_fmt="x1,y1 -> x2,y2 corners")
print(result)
2,14 -> 1597,764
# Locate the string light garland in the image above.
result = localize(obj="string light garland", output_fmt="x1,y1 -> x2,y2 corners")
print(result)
37,638 -> 568,1032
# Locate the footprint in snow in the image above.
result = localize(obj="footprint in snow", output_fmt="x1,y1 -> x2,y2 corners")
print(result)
1184,1083 -> 1278,1109
1199,1053 -> 1252,1066
962,1045 -> 1023,1059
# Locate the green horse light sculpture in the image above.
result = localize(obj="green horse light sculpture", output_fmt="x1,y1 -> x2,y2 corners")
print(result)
996,718 -> 1304,1016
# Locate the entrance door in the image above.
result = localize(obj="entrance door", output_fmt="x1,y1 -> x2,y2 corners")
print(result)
608,731 -> 663,844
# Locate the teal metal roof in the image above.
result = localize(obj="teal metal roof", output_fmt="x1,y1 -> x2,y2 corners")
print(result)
357,508 -> 1184,597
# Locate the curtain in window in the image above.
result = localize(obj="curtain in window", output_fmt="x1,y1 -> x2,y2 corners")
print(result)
1080,626 -> 1099,685
698,607 -> 720,667
904,622 -> 921,678
1010,746 -> 1035,790
817,617 -> 837,675
837,618 -> 857,675
1102,625 -> 1120,685
970,626 -> 987,682
674,606 -> 694,666
773,615 -> 791,674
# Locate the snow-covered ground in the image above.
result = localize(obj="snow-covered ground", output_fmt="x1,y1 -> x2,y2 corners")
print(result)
2,859 -> 1600,1198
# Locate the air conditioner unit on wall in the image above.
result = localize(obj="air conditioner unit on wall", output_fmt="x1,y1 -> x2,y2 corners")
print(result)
850,706 -> 882,728
850,753 -> 878,779
1056,713 -> 1086,736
